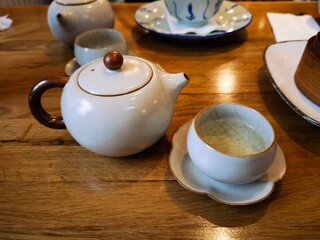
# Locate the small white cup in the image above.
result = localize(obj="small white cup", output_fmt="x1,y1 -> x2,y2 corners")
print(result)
187,103 -> 277,184
74,28 -> 127,66
164,0 -> 223,26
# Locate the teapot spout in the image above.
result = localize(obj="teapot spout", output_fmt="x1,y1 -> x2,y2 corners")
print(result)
55,12 -> 76,30
56,13 -> 66,24
163,72 -> 189,101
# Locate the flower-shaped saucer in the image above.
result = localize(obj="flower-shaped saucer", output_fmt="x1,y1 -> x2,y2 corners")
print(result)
168,121 -> 286,205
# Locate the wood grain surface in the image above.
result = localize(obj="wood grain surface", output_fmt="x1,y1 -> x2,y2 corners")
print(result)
0,2 -> 319,239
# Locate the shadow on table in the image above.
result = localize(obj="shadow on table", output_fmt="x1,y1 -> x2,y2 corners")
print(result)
165,165 -> 282,227
258,66 -> 320,155
131,26 -> 248,57
54,135 -> 171,188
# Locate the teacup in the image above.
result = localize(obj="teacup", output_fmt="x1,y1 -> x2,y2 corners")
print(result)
164,0 -> 223,26
187,103 -> 277,184
74,28 -> 127,66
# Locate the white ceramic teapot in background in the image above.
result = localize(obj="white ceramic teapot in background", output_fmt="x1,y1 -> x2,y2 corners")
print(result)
29,52 -> 189,157
47,0 -> 115,47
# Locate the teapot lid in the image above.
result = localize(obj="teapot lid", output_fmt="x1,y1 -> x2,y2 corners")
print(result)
77,52 -> 152,96
55,0 -> 96,5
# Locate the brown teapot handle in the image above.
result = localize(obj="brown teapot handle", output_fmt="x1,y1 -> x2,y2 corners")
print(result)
28,77 -> 69,129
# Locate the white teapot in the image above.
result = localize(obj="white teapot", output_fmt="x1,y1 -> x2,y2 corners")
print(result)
47,0 -> 114,47
29,52 -> 189,157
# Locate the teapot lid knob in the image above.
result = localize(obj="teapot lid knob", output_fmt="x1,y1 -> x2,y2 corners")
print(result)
103,51 -> 123,71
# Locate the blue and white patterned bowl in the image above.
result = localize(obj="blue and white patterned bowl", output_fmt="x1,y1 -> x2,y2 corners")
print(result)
164,0 -> 223,26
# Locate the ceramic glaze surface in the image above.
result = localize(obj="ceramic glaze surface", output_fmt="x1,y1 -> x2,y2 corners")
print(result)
29,53 -> 188,156
78,56 -> 152,96
187,104 -> 277,184
135,0 -> 252,39
56,0 -> 95,4
74,28 -> 127,66
47,0 -> 114,47
169,121 -> 286,205
263,40 -> 320,127
196,105 -> 274,156
60,58 -> 188,156
198,119 -> 266,155
164,0 -> 222,26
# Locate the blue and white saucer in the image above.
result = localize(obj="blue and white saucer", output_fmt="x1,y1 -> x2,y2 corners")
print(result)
134,0 -> 252,39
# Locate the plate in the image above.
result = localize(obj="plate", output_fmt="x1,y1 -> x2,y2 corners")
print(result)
168,121 -> 286,206
134,0 -> 252,39
263,40 -> 320,127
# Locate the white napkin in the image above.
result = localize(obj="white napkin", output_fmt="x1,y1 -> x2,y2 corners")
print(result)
0,14 -> 13,31
267,12 -> 320,42
166,10 -> 226,35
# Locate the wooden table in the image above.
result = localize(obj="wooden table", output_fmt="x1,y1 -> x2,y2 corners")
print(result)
0,2 -> 319,239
